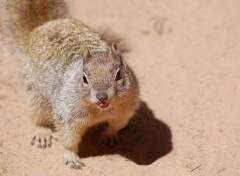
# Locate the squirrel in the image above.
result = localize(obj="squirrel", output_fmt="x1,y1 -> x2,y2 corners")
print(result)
1,0 -> 140,169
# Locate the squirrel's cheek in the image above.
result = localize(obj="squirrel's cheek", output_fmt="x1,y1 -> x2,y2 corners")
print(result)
81,88 -> 91,96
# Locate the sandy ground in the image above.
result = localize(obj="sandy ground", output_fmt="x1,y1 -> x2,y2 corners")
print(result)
1,0 -> 240,175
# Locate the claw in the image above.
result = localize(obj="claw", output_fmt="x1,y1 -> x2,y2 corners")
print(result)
31,136 -> 36,145
100,134 -> 118,146
31,127 -> 53,149
64,151 -> 86,170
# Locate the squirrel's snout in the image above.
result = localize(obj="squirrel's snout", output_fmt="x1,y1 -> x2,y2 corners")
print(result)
96,92 -> 108,101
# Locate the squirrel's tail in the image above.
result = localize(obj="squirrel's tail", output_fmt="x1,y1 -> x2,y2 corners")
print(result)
0,0 -> 69,53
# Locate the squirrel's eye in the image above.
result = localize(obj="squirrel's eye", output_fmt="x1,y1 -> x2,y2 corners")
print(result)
115,70 -> 122,81
83,75 -> 88,84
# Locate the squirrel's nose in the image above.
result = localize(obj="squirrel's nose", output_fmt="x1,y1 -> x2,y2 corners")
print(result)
96,92 -> 108,101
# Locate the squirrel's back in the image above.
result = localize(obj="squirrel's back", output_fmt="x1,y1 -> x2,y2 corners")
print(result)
28,19 -> 109,65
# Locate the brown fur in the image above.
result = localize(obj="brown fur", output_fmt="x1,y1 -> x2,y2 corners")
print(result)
1,0 -> 140,169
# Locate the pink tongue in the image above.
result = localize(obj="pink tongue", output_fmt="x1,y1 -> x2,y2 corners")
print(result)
98,101 -> 109,108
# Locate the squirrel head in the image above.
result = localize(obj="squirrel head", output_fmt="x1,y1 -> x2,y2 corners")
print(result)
80,43 -> 134,110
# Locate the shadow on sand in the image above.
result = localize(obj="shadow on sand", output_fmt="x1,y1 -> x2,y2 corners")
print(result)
78,101 -> 172,165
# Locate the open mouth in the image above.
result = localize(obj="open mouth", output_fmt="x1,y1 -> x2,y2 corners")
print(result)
97,101 -> 109,109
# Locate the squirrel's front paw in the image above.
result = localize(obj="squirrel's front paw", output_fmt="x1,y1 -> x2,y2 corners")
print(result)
100,133 -> 118,146
31,127 -> 52,148
64,151 -> 85,169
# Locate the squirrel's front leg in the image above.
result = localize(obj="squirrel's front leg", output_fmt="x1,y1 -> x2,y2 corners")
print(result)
58,122 -> 87,169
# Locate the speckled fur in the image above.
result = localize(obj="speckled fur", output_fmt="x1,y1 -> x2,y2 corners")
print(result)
1,0 -> 140,169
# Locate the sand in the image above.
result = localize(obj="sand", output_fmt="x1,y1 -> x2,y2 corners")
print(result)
1,0 -> 240,175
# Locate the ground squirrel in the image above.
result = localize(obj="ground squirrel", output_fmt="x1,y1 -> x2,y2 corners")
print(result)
1,0 -> 140,169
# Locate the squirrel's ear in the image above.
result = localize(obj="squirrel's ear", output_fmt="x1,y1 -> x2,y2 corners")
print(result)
83,49 -> 91,63
111,42 -> 120,57
111,42 -> 124,65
